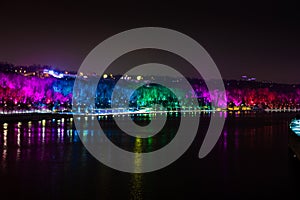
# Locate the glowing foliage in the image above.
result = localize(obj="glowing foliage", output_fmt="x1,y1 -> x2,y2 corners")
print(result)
1,71 -> 300,112
0,72 -> 73,110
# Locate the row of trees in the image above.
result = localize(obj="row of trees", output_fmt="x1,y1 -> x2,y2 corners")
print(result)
1,72 -> 300,112
0,72 -> 73,111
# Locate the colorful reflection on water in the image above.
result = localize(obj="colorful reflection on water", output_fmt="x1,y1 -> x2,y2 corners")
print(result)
0,112 -> 297,199
0,118 -> 74,162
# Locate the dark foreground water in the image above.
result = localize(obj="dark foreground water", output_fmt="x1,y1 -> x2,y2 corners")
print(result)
0,112 -> 299,199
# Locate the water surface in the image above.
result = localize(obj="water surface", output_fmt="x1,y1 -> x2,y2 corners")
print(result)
0,112 -> 299,199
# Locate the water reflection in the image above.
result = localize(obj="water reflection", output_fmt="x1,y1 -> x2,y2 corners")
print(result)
0,113 -> 294,199
0,114 -> 291,162
1,123 -> 8,168
130,138 -> 143,200
0,113 -> 290,166
0,117 -> 76,164
130,173 -> 143,200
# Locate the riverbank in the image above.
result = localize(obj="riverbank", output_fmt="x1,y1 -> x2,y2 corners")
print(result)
1,109 -> 300,122
0,112 -> 72,122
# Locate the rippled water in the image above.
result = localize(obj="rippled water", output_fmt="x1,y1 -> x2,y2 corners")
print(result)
0,112 -> 299,199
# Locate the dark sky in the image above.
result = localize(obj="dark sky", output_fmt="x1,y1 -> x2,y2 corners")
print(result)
0,1 -> 300,84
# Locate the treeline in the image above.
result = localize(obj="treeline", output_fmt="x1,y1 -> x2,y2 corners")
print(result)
0,71 -> 300,111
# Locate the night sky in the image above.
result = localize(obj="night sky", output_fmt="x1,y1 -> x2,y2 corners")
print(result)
0,1 -> 300,84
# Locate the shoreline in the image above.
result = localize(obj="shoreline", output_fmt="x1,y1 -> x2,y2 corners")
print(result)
0,109 -> 299,122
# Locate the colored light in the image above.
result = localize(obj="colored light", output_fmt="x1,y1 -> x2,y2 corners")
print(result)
0,69 -> 300,113
290,118 -> 300,136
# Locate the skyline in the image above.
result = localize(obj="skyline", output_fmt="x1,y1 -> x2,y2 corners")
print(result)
0,1 -> 300,84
